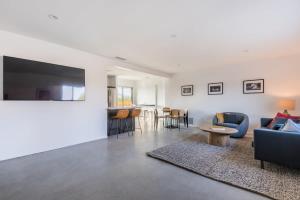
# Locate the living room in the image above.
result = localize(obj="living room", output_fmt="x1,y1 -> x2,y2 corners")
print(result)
0,1 -> 300,200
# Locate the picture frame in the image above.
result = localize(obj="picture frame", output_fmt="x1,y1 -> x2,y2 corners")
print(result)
208,82 -> 223,95
243,79 -> 264,94
181,85 -> 193,96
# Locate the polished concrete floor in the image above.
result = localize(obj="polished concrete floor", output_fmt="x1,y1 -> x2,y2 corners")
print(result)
0,122 -> 268,200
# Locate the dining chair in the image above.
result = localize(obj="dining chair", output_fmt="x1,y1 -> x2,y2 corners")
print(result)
179,109 -> 189,128
169,109 -> 181,131
154,109 -> 165,131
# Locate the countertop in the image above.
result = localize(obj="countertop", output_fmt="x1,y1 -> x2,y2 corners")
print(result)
107,106 -> 136,110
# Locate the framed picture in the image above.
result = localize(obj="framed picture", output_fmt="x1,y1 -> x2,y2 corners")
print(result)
243,79 -> 264,94
181,85 -> 193,96
208,82 -> 223,95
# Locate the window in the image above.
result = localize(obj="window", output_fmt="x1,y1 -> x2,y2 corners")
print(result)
117,86 -> 133,106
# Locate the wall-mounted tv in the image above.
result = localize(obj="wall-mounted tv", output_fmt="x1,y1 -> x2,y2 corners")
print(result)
3,56 -> 85,101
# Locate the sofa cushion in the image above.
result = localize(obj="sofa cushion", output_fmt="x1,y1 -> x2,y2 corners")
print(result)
273,124 -> 285,130
218,123 -> 239,129
281,119 -> 300,133
236,115 -> 244,124
223,113 -> 238,124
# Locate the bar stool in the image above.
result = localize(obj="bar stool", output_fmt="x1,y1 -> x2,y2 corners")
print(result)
109,109 -> 130,139
131,108 -> 142,135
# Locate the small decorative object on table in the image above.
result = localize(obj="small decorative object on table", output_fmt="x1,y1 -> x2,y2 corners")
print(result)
208,82 -> 223,95
243,79 -> 264,94
181,85 -> 193,96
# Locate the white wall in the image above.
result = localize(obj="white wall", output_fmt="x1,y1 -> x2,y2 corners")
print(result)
116,77 -> 167,107
136,78 -> 166,107
0,31 -> 112,161
166,56 -> 300,130
117,78 -> 138,104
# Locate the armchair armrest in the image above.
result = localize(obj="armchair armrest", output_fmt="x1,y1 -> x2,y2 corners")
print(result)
212,115 -> 218,125
261,118 -> 273,128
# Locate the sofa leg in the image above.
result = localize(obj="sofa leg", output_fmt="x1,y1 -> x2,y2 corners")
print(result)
260,160 -> 264,169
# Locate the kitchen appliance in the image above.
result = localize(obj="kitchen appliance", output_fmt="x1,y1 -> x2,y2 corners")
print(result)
107,87 -> 117,107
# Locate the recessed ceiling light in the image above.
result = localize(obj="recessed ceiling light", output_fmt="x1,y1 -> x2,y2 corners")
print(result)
48,14 -> 59,20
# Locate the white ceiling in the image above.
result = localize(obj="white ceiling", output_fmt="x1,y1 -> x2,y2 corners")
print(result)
0,0 -> 300,74
107,66 -> 166,81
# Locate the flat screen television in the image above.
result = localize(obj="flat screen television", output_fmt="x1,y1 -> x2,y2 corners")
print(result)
3,56 -> 85,101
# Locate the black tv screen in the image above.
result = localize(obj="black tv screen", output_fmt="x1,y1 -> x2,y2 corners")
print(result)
3,56 -> 85,101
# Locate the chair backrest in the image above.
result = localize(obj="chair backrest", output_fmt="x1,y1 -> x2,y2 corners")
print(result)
154,109 -> 158,117
170,109 -> 180,117
115,109 -> 129,119
215,112 -> 248,124
131,109 -> 141,117
163,107 -> 171,113
179,109 -> 187,117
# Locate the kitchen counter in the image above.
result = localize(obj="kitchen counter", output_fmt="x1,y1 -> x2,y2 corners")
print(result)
107,106 -> 136,110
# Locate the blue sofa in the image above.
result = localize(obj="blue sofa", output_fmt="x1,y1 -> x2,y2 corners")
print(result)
212,112 -> 249,138
254,118 -> 300,169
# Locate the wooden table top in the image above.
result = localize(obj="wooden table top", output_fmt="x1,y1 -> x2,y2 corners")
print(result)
200,125 -> 238,135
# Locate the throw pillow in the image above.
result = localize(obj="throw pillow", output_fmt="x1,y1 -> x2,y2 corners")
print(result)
276,112 -> 300,120
267,113 -> 300,128
216,113 -> 224,123
267,117 -> 288,129
276,112 -> 290,118
281,119 -> 300,133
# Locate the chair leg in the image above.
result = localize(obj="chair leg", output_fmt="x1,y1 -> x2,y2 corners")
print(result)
138,117 -> 142,134
124,119 -> 129,136
260,160 -> 264,169
116,119 -> 119,139
186,116 -> 189,128
108,119 -> 113,136
132,117 -> 134,136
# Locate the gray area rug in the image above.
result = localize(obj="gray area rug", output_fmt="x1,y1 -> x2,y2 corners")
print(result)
147,134 -> 300,200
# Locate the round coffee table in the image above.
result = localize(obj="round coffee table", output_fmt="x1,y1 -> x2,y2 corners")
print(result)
200,125 -> 238,147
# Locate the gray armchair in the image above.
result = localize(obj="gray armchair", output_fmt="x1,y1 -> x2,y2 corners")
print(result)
213,112 -> 249,138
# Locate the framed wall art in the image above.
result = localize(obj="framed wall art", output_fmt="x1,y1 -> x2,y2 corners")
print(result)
208,82 -> 223,95
181,85 -> 193,96
243,79 -> 264,94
